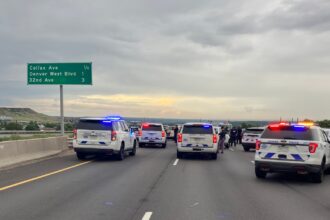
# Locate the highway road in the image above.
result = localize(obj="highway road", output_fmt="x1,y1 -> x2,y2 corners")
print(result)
1,141 -> 330,220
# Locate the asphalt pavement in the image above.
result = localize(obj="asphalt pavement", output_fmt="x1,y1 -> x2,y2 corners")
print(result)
1,141 -> 330,220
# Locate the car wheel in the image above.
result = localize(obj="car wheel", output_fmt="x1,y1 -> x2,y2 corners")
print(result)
177,151 -> 183,159
162,142 -> 167,148
243,146 -> 250,152
129,141 -> 137,156
311,161 -> 325,183
211,153 -> 218,160
139,143 -> 144,148
255,167 -> 267,179
76,152 -> 86,160
116,143 -> 125,161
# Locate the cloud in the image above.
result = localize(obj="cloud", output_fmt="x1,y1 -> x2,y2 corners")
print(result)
1,0 -> 330,120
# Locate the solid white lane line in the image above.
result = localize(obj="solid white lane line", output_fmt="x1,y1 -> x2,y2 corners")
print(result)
142,212 -> 153,220
173,159 -> 179,166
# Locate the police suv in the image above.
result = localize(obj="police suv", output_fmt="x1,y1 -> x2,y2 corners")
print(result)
177,123 -> 218,160
242,127 -> 264,152
255,122 -> 330,183
73,116 -> 137,160
138,123 -> 167,148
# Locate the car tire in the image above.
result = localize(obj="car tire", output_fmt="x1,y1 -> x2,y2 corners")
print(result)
76,152 -> 86,160
162,142 -> 167,148
243,145 -> 250,152
139,143 -> 144,148
211,153 -> 218,160
177,151 -> 183,159
255,167 -> 267,179
129,141 -> 137,156
311,162 -> 325,183
116,143 -> 125,161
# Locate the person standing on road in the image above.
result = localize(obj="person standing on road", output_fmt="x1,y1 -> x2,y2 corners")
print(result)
237,126 -> 242,144
229,127 -> 238,147
218,128 -> 226,154
174,125 -> 179,143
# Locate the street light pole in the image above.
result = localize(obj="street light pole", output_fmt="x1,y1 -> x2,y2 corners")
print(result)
60,85 -> 64,136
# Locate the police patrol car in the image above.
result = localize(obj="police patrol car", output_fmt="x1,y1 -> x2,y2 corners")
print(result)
177,123 -> 218,160
242,127 -> 265,152
73,116 -> 137,160
255,122 -> 330,183
138,123 -> 167,148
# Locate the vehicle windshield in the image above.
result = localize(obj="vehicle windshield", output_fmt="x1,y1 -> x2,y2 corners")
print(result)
245,129 -> 264,134
182,125 -> 213,134
142,125 -> 162,131
76,120 -> 113,131
261,127 -> 316,141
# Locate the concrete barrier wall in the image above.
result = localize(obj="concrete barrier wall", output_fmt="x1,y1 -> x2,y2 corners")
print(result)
0,136 -> 67,169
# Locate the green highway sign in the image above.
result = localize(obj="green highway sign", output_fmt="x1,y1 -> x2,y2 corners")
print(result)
27,62 -> 92,85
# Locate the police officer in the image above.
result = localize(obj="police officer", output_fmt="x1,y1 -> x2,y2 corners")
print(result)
218,127 -> 226,154
173,125 -> 179,143
229,127 -> 238,147
237,126 -> 242,144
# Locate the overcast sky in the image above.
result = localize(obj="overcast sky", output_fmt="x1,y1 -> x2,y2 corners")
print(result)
1,0 -> 330,120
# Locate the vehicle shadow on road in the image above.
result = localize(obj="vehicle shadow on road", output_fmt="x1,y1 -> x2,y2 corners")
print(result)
261,173 -> 329,185
138,145 -> 165,149
179,154 -> 219,161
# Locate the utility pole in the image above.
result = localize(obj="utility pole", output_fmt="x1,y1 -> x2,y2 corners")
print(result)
60,85 -> 64,136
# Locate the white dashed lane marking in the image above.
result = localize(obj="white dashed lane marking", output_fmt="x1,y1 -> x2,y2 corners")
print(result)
142,212 -> 153,220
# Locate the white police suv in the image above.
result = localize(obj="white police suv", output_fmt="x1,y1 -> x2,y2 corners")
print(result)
242,127 -> 265,152
255,122 -> 330,183
138,123 -> 167,148
73,116 -> 137,160
177,123 -> 218,160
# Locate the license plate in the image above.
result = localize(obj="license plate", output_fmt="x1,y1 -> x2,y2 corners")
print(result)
279,146 -> 289,153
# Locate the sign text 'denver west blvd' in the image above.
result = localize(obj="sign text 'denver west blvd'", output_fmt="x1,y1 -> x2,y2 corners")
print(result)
27,63 -> 92,85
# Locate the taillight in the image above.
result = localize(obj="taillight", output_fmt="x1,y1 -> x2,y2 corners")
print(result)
213,134 -> 217,143
309,143 -> 318,153
162,131 -> 165,138
73,129 -> 77,139
138,130 -> 142,137
256,140 -> 261,150
178,133 -> 183,143
111,131 -> 117,141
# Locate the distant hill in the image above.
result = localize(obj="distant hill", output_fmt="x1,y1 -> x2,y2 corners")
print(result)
0,107 -> 57,123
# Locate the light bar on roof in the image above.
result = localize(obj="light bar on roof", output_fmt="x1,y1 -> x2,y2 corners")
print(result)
104,115 -> 122,121
298,122 -> 314,126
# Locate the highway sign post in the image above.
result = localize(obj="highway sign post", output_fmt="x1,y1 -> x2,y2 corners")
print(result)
27,62 -> 92,135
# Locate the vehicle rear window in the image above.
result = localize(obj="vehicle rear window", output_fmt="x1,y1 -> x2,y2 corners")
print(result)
76,120 -> 113,131
182,125 -> 213,134
261,127 -> 317,141
245,129 -> 264,134
142,125 -> 162,131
